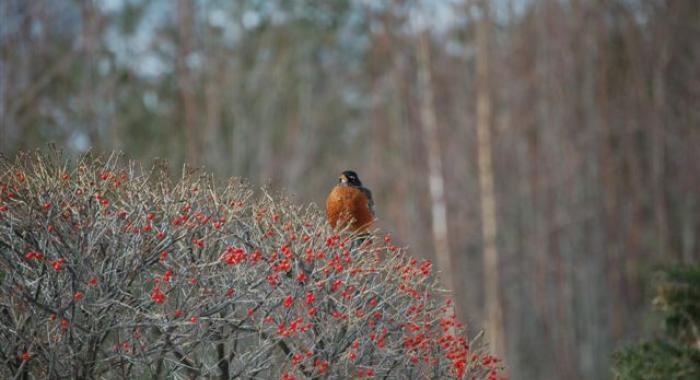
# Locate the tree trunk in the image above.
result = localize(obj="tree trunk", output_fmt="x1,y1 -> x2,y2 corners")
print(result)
416,31 -> 454,296
81,1 -> 100,148
177,0 -> 199,166
475,0 -> 506,361
203,48 -> 228,174
651,42 -> 669,259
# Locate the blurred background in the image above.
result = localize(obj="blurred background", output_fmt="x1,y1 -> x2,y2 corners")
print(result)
1,0 -> 699,378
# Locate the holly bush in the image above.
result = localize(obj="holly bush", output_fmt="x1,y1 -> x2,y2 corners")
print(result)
0,151 -> 504,379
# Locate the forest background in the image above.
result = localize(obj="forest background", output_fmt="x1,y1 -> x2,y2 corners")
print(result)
1,1 -> 698,379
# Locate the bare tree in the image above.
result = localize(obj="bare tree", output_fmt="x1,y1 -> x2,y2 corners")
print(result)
417,30 -> 454,296
474,0 -> 506,361
177,0 -> 199,166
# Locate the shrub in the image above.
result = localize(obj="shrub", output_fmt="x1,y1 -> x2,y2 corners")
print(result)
0,150 -> 504,379
612,265 -> 700,380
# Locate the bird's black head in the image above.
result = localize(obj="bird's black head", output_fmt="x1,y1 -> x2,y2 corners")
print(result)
339,170 -> 363,187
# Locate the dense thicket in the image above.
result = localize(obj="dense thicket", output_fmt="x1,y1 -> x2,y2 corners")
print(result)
0,151 -> 502,379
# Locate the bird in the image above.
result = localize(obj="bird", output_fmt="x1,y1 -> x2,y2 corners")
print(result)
326,170 -> 375,234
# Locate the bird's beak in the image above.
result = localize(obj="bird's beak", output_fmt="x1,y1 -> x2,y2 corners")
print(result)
339,174 -> 348,183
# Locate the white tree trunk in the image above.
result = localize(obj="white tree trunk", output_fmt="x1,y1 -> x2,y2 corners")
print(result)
417,31 -> 454,295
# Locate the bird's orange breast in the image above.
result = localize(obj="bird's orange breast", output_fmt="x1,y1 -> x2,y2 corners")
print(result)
326,186 -> 374,233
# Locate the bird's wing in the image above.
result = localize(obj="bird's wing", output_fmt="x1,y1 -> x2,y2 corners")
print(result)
360,187 -> 375,216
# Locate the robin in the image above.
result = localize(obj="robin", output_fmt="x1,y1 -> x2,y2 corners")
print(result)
326,170 -> 375,234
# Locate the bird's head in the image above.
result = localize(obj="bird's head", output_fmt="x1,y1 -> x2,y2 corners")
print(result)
339,170 -> 363,187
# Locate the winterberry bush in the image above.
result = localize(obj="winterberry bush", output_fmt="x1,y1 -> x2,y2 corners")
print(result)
0,151 -> 504,379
